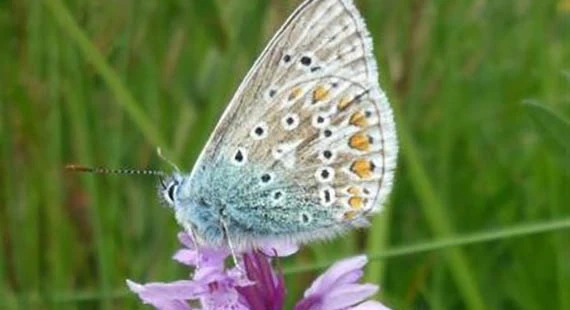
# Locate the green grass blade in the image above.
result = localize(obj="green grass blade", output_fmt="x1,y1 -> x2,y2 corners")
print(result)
43,0 -> 168,151
523,100 -> 570,158
283,217 -> 570,274
394,103 -> 486,309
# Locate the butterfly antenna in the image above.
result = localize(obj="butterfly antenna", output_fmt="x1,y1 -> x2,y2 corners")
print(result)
157,147 -> 180,172
65,164 -> 165,176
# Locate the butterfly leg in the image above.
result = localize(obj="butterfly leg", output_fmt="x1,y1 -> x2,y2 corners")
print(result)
219,216 -> 243,272
187,226 -> 202,267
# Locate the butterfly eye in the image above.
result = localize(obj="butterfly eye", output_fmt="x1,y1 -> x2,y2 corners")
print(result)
163,181 -> 178,205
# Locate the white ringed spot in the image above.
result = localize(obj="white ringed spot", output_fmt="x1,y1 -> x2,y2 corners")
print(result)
250,122 -> 269,140
315,166 -> 335,183
281,113 -> 300,131
231,147 -> 247,166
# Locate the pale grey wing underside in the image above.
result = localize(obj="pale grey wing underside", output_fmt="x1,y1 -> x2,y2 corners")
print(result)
190,0 -> 397,223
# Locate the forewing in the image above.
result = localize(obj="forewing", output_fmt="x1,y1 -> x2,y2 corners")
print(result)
192,0 -> 397,227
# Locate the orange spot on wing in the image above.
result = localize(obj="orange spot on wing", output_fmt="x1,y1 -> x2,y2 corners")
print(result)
347,186 -> 361,195
343,210 -> 358,220
350,159 -> 375,179
312,86 -> 329,102
349,133 -> 372,151
288,87 -> 302,101
349,111 -> 368,127
348,196 -> 364,209
337,96 -> 353,110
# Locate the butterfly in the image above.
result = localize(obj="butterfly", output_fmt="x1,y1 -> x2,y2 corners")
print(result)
160,0 -> 398,253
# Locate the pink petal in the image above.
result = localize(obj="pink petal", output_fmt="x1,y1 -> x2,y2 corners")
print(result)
126,279 -> 204,309
227,267 -> 256,287
172,249 -> 198,266
193,266 -> 227,284
198,247 -> 230,268
319,283 -> 379,310
177,232 -> 196,249
351,300 -> 391,310
258,239 -> 299,257
201,284 -> 250,310
304,255 -> 367,297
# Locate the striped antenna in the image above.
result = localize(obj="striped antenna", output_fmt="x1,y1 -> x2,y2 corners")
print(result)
65,164 -> 165,176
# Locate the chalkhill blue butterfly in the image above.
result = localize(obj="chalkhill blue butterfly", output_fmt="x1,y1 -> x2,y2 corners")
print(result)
69,0 -> 398,256
160,0 -> 398,253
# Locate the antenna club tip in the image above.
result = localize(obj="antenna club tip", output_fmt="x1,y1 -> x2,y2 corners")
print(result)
65,164 -> 92,172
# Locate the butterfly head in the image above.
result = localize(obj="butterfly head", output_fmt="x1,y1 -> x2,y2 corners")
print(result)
159,173 -> 186,207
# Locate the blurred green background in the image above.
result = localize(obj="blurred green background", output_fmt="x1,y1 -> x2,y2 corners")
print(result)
1,0 -> 570,309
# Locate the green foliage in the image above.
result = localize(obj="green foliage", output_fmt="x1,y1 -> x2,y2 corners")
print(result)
524,100 -> 570,165
1,0 -> 569,309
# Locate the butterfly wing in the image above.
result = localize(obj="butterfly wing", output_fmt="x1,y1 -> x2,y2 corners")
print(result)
187,0 -> 397,245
